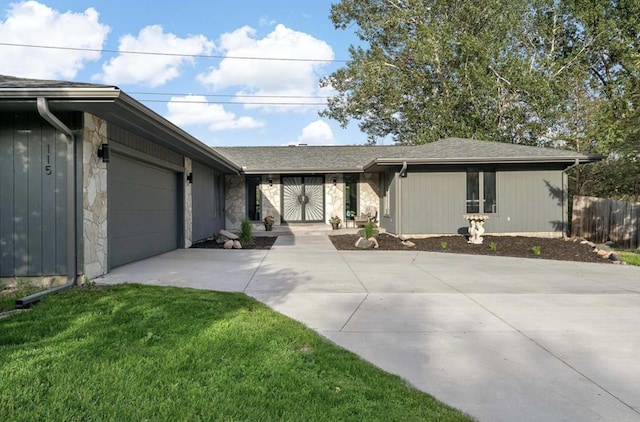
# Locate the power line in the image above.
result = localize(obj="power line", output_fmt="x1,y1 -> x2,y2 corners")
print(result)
129,91 -> 331,99
139,98 -> 327,106
0,42 -> 348,63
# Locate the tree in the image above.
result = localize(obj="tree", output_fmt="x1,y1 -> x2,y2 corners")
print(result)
322,0 -> 640,155
321,0 -> 572,145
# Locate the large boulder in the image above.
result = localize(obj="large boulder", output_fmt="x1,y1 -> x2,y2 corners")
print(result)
219,229 -> 239,241
223,240 -> 234,249
355,237 -> 373,249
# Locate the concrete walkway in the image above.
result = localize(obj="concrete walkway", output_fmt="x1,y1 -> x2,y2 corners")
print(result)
97,235 -> 640,422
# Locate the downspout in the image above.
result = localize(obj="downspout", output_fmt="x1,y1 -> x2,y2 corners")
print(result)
397,161 -> 408,236
561,158 -> 580,239
16,98 -> 77,308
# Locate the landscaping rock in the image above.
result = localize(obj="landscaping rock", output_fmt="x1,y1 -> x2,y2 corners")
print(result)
596,249 -> 611,258
232,240 -> 242,249
219,229 -> 239,241
215,235 -> 227,244
402,240 -> 416,247
609,253 -> 620,262
223,240 -> 234,249
580,240 -> 596,248
355,237 -> 373,249
368,237 -> 379,249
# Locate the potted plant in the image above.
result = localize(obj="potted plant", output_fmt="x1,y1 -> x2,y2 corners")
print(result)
330,215 -> 342,230
263,215 -> 275,231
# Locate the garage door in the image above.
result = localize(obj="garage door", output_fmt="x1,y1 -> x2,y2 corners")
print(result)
108,153 -> 179,268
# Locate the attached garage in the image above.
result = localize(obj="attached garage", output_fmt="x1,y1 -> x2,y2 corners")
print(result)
0,75 -> 240,283
108,153 -> 180,269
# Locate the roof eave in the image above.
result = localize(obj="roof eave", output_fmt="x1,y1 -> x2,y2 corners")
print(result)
0,87 -> 241,174
364,155 -> 603,170
240,166 -> 364,175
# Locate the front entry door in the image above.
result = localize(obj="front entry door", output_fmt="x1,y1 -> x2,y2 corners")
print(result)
282,176 -> 324,222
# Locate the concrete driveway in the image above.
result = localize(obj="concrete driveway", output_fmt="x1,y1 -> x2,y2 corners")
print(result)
98,235 -> 640,422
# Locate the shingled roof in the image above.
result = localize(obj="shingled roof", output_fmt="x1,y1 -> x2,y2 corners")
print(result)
216,138 -> 602,174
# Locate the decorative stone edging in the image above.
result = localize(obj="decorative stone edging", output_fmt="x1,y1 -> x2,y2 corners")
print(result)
572,238 -> 624,264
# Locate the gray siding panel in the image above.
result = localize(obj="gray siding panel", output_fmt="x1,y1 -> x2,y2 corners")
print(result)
397,168 -> 565,235
0,112 -> 68,277
108,153 -> 178,268
491,170 -> 564,233
109,124 -> 182,167
379,171 -> 398,233
401,172 -> 466,234
192,160 -> 218,242
0,115 -> 15,275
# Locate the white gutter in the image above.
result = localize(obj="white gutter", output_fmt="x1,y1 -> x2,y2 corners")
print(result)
17,98 -> 77,307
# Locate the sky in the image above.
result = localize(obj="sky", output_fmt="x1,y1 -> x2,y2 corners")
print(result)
0,0 -> 367,146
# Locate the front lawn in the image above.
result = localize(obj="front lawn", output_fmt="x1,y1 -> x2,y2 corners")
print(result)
0,284 -> 471,421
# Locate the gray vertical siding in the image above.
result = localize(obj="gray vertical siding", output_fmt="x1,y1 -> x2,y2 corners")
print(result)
379,171 -> 398,233
192,160 -> 223,242
397,168 -> 565,235
0,112 -> 68,276
400,171 -> 466,234
491,169 -> 564,233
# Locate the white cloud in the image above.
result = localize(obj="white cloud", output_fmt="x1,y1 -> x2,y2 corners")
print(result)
197,24 -> 334,111
0,1 -> 109,79
95,25 -> 213,87
296,120 -> 336,145
165,95 -> 264,131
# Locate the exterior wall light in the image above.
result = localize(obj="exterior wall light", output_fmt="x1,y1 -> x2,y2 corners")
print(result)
97,143 -> 110,163
186,172 -> 193,184
333,176 -> 337,186
268,178 -> 273,187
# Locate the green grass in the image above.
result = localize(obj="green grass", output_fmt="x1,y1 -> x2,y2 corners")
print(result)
616,250 -> 640,266
0,282 -> 46,313
0,284 -> 471,421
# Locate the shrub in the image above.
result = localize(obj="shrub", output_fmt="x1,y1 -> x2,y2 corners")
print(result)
489,241 -> 498,251
440,241 -> 448,250
240,218 -> 253,243
531,245 -> 541,256
364,221 -> 375,239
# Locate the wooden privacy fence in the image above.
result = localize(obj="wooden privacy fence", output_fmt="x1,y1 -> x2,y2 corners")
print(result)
572,196 -> 640,249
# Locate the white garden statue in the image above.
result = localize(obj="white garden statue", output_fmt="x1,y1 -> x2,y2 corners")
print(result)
463,214 -> 490,244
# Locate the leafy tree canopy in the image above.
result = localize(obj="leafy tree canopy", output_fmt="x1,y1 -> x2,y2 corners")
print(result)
321,0 -> 640,157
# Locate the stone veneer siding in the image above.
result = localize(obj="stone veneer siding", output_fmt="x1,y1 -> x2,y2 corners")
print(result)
359,173 -> 380,216
261,175 -> 281,225
82,113 -> 108,279
184,157 -> 193,248
225,175 -> 246,230
325,174 -> 344,223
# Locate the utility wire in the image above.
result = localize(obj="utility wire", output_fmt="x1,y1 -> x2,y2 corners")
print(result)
129,91 -> 331,99
0,42 -> 348,63
139,98 -> 327,106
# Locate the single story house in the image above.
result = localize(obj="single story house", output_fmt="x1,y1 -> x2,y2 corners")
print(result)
0,75 -> 601,285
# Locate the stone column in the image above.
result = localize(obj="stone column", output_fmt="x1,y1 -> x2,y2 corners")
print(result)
82,113 -> 108,279
359,173 -> 381,215
261,175 -> 281,225
225,175 -> 246,230
184,157 -> 193,248
325,174 -> 344,224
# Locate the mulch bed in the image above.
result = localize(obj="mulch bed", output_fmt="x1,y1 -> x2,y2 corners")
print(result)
191,237 -> 277,250
330,233 -> 606,263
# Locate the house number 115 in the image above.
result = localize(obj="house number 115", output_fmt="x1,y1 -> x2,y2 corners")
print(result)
45,144 -> 52,175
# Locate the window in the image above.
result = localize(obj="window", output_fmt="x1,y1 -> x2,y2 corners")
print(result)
466,170 -> 496,213
246,176 -> 262,220
344,174 -> 358,218
382,171 -> 391,217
